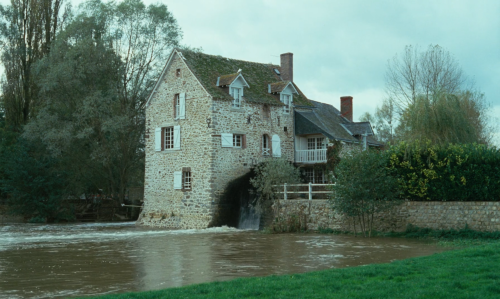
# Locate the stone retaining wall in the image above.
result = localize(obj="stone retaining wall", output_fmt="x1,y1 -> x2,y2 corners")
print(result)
274,200 -> 500,232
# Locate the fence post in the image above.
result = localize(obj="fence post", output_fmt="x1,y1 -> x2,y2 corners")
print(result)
284,183 -> 287,201
308,182 -> 312,200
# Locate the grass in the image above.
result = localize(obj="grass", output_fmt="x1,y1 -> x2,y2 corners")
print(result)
83,241 -> 500,299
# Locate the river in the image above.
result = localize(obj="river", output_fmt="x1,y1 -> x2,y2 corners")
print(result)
0,222 -> 449,298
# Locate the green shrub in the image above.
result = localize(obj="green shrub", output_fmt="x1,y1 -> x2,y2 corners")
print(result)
388,141 -> 500,201
331,149 -> 402,237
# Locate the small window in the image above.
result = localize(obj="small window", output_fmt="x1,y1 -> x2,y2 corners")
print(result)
164,127 -> 174,149
282,94 -> 291,113
307,137 -> 326,150
183,171 -> 191,190
231,87 -> 242,108
176,68 -> 181,77
156,126 -> 180,151
174,94 -> 180,118
262,134 -> 270,156
262,104 -> 270,119
233,134 -> 242,148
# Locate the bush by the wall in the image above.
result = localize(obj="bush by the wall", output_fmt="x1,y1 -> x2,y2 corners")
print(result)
388,141 -> 500,201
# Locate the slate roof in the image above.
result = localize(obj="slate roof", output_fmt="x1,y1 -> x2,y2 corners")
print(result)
179,49 -> 313,107
295,100 -> 383,146
342,122 -> 374,136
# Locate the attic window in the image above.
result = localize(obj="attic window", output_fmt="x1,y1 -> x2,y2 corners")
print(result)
231,87 -> 242,108
281,94 -> 292,113
273,68 -> 281,76
176,69 -> 181,77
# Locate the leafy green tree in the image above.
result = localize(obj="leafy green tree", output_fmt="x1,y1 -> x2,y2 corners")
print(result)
331,149 -> 401,237
22,0 -> 181,204
0,0 -> 71,128
250,158 -> 302,203
0,137 -> 71,222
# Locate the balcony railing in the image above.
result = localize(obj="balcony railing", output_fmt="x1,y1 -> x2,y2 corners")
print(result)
295,149 -> 327,163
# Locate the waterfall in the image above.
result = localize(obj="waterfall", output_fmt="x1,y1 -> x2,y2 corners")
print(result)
237,190 -> 260,230
237,204 -> 260,230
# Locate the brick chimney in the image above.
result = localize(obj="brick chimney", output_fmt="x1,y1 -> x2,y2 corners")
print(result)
280,53 -> 293,82
340,96 -> 353,122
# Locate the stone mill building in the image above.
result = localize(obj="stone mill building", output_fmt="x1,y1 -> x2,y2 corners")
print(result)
139,49 -> 381,228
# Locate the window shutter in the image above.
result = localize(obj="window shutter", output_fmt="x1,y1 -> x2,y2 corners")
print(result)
179,93 -> 186,119
221,133 -> 233,148
173,171 -> 182,189
242,135 -> 247,149
272,134 -> 281,157
173,126 -> 181,150
155,128 -> 162,151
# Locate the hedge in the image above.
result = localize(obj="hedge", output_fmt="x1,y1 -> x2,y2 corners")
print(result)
387,141 -> 500,201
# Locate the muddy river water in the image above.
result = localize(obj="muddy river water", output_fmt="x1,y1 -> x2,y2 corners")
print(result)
0,222 -> 450,298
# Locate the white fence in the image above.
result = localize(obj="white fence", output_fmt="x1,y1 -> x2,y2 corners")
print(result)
273,183 -> 334,200
295,149 -> 327,163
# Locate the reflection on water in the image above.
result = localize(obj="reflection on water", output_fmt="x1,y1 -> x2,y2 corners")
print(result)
0,222 -> 449,298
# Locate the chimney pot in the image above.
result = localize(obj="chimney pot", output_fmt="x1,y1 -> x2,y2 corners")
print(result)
340,96 -> 353,122
280,53 -> 293,82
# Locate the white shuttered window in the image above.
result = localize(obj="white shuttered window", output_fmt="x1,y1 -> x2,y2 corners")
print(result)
272,135 -> 281,157
173,171 -> 182,189
155,128 -> 162,151
221,133 -> 233,147
178,93 -> 186,119
155,126 -> 181,151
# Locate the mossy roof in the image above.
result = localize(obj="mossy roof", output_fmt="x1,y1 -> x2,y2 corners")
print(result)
217,73 -> 239,86
269,81 -> 291,93
179,49 -> 313,107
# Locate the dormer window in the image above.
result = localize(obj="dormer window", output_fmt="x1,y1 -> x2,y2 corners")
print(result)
269,81 -> 297,115
281,94 -> 291,113
216,72 -> 249,110
231,87 -> 242,108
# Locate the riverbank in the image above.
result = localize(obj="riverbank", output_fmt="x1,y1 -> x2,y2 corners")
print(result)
85,241 -> 500,299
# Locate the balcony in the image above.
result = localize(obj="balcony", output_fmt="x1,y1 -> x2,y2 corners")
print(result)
295,149 -> 327,164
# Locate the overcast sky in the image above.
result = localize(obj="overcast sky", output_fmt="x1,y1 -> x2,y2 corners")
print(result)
159,0 -> 500,145
2,0 -> 499,144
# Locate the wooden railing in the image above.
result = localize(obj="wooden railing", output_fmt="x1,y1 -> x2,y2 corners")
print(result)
295,149 -> 327,163
273,183 -> 333,200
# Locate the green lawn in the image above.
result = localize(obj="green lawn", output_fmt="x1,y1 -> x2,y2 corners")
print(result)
86,241 -> 500,299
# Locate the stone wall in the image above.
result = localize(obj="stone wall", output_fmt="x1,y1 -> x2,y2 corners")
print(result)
140,51 -> 295,229
275,200 -> 500,232
141,52 -> 215,228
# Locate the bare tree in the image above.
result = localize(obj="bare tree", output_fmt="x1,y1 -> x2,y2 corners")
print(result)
359,98 -> 397,144
385,45 -> 467,112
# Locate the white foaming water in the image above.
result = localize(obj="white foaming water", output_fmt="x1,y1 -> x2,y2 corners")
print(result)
0,222 -> 242,251
237,205 -> 260,230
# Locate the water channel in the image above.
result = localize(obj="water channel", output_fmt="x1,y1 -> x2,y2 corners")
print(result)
0,222 -> 450,298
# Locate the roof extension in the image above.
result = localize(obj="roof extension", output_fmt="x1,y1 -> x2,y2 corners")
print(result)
295,100 -> 383,146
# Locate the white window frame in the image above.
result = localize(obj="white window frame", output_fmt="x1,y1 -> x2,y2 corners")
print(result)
233,134 -> 242,148
307,137 -> 326,150
155,126 -> 180,151
183,171 -> 191,190
231,87 -> 242,108
281,93 -> 292,113
164,127 -> 174,149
